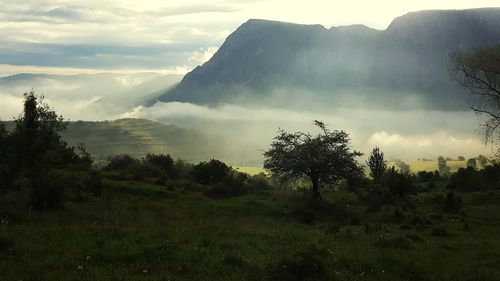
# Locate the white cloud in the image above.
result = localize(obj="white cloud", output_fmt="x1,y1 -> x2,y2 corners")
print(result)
188,47 -> 219,65
120,101 -> 492,160
368,131 -> 490,159
0,0 -> 498,73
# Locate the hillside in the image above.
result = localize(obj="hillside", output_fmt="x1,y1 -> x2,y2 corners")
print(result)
155,8 -> 500,111
2,118 -> 224,162
61,119 -> 225,162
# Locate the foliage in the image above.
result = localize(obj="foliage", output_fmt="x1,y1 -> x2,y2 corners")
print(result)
191,159 -> 231,185
1,91 -> 99,209
449,164 -> 500,191
264,120 -> 362,199
145,153 -> 175,178
416,170 -> 439,183
366,147 -> 387,183
466,158 -> 477,169
381,167 -> 414,197
104,154 -> 138,171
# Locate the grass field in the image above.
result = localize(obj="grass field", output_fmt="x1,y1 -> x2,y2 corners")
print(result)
1,175 -> 499,281
234,160 -> 468,176
389,160 -> 467,173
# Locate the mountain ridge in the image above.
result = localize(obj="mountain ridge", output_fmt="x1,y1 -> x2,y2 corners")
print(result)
154,8 -> 500,111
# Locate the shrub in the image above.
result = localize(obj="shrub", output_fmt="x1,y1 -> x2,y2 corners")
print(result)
145,153 -> 175,177
203,172 -> 248,198
129,162 -> 163,181
191,159 -> 231,184
381,167 -> 414,197
357,184 -> 393,211
417,171 -> 439,183
104,154 -> 138,171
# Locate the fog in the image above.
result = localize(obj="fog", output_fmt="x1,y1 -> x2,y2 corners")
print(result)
122,101 -> 491,165
0,73 -> 492,166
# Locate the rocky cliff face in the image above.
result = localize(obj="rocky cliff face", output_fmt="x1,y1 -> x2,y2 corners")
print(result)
155,8 -> 500,110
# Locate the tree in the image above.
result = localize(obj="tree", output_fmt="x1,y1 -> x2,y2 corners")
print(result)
395,160 -> 411,175
263,120 -> 362,199
145,153 -> 175,177
191,159 -> 231,184
438,156 -> 450,177
366,147 -> 387,183
451,44 -> 500,141
466,158 -> 477,170
477,155 -> 489,168
6,91 -> 98,209
13,91 -> 67,171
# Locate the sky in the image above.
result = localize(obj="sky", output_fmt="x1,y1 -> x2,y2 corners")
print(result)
0,0 -> 499,76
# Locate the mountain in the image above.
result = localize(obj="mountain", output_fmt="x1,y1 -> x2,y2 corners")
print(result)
154,8 -> 500,110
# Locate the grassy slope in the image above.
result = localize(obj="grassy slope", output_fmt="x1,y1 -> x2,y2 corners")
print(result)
61,118 -> 224,162
1,177 -> 499,280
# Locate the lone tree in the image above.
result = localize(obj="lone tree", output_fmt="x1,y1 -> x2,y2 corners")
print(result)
263,120 -> 362,199
366,147 -> 387,183
451,44 -> 500,141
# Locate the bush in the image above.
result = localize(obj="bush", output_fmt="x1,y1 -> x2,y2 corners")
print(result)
145,153 -> 175,178
417,170 -> 439,183
381,167 -> 414,197
247,173 -> 273,193
191,159 -> 231,184
357,184 -> 393,211
129,162 -> 163,181
104,154 -> 138,171
203,172 -> 248,198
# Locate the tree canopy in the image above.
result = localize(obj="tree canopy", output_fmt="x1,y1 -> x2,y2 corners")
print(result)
451,44 -> 500,141
263,120 -> 362,199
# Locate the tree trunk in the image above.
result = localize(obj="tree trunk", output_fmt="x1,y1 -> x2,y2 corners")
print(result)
311,176 -> 320,200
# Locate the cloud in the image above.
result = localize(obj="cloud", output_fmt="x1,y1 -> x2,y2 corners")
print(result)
1,0 -> 497,73
368,131 -> 490,159
120,101 -> 491,161
188,47 -> 220,65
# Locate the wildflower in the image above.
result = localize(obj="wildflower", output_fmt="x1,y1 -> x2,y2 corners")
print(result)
86,255 -> 91,261
77,265 -> 83,271
142,269 -> 148,273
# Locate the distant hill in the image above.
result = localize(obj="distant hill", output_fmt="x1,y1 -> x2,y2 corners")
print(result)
3,118 -> 225,162
155,8 -> 500,110
0,72 -> 182,114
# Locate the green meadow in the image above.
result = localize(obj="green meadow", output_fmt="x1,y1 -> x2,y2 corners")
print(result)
1,172 -> 500,281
